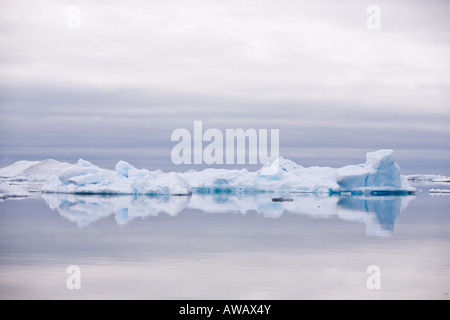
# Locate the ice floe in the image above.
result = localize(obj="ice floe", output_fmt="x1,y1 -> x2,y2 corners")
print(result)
0,149 -> 415,195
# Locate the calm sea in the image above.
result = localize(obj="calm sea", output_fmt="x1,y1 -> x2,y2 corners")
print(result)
0,182 -> 449,299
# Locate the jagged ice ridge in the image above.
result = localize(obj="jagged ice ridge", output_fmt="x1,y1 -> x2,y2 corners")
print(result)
0,149 -> 415,195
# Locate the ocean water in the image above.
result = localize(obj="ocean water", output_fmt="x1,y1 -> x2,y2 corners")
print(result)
0,183 -> 449,299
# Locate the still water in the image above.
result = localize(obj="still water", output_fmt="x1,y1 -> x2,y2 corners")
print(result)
0,184 -> 449,299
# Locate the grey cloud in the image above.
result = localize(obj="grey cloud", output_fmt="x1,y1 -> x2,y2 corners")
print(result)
0,0 -> 449,174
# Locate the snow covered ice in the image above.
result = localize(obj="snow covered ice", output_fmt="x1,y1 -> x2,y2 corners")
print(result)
405,174 -> 450,183
181,149 -> 415,195
429,189 -> 450,195
0,149 -> 424,237
0,149 -> 415,196
41,159 -> 191,195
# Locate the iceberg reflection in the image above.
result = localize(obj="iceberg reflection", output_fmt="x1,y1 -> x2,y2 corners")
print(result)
41,193 -> 415,237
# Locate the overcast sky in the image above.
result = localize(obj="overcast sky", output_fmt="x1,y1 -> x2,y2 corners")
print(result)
0,0 -> 449,174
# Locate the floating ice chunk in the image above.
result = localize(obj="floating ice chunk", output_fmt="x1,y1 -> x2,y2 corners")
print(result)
41,159 -> 191,195
1,150 -> 415,195
180,150 -> 412,194
431,177 -> 450,183
429,189 -> 450,194
404,174 -> 448,182
365,149 -> 401,188
336,149 -> 405,191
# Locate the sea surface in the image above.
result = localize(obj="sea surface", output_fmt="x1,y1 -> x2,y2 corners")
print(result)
0,182 -> 449,299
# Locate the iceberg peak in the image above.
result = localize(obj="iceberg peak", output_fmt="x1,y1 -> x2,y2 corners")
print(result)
337,149 -> 402,190
115,160 -> 135,178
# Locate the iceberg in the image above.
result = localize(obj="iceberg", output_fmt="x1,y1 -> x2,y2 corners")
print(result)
429,189 -> 450,195
41,159 -> 191,195
0,149 -> 415,196
335,149 -> 411,194
181,149 -> 414,195
405,174 -> 450,183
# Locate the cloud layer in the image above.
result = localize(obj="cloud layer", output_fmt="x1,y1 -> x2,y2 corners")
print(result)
1,0 -> 449,173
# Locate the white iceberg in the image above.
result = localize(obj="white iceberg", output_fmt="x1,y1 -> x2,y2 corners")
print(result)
0,149 -> 415,196
404,174 -> 450,182
336,149 -> 411,192
181,149 -> 414,194
429,189 -> 450,195
41,159 -> 191,195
